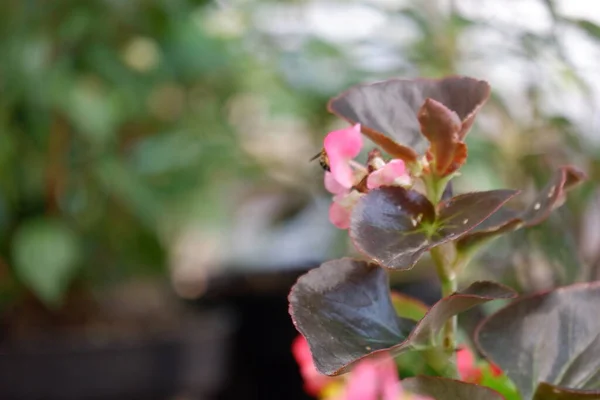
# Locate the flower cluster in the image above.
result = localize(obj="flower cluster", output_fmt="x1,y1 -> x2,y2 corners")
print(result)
324,124 -> 412,229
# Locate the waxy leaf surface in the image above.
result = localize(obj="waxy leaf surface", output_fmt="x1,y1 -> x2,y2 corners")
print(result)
289,258 -> 515,376
457,166 -> 587,252
402,376 -> 506,400
437,190 -> 519,239
328,76 -> 490,162
289,259 -> 410,376
350,187 -> 435,270
476,282 -> 600,400
350,187 -> 518,270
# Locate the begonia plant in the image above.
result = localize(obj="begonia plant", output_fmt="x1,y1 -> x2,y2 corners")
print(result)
288,76 -> 594,400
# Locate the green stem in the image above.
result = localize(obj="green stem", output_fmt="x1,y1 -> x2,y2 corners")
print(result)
430,246 -> 459,378
425,173 -> 460,378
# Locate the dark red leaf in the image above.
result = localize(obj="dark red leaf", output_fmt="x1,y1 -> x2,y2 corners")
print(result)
350,187 -> 518,270
405,281 -> 516,346
350,187 -> 435,270
476,282 -> 600,400
446,141 -> 468,175
402,376 -> 506,400
289,258 -> 410,376
327,76 -> 490,162
418,98 -> 462,175
534,383 -> 600,400
564,166 -> 587,191
457,166 -> 587,252
437,190 -> 519,239
289,258 -> 515,376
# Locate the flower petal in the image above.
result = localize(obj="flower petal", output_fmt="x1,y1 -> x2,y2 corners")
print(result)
329,201 -> 352,229
324,124 -> 363,188
379,355 -> 403,400
367,159 -> 411,190
324,124 -> 363,159
456,347 -> 482,383
343,359 -> 379,400
342,354 -> 402,400
325,171 -> 349,195
292,335 -> 335,396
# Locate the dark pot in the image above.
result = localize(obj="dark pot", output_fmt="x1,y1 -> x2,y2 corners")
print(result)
0,308 -> 234,400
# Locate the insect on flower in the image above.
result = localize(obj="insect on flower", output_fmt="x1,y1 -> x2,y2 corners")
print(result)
310,148 -> 330,172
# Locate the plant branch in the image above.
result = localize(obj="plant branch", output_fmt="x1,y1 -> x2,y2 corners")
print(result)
426,174 -> 460,378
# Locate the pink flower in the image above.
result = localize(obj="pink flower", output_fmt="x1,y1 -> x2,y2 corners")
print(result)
324,171 -> 349,195
456,346 -> 502,383
321,124 -> 412,230
336,354 -> 433,400
457,347 -> 482,383
367,159 -> 411,190
339,355 -> 401,400
292,335 -> 336,396
328,191 -> 363,230
324,124 -> 363,189
324,171 -> 363,230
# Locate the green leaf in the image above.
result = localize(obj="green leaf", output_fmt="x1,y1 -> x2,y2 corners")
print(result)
402,376 -> 506,400
569,18 -> 600,40
391,292 -> 429,321
63,80 -> 120,145
479,364 -> 521,400
11,218 -> 82,307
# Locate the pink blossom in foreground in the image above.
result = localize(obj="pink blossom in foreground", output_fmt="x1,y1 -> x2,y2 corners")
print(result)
292,335 -> 337,396
367,159 -> 411,190
323,124 -> 363,189
335,354 -> 432,400
457,346 -> 482,383
457,346 -> 502,384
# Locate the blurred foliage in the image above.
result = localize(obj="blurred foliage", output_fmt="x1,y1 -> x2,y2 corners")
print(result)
1,0 -> 600,311
0,0 -> 257,308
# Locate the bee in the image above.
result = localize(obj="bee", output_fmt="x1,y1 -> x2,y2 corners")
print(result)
310,148 -> 330,172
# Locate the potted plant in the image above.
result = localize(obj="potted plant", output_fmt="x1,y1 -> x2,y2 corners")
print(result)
289,76 -> 594,399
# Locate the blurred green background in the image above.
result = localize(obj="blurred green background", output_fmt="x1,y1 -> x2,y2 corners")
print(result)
1,0 -> 599,343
